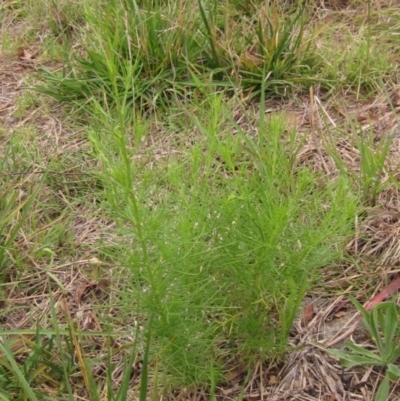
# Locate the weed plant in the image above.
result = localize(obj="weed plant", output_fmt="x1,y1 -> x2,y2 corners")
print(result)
88,88 -> 360,384
327,299 -> 400,401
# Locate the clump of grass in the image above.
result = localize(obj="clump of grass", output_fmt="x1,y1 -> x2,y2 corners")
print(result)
236,3 -> 319,94
319,26 -> 396,96
323,113 -> 393,207
37,0 -> 206,109
36,0 -> 321,110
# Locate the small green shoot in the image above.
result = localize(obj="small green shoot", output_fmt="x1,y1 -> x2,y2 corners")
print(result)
324,124 -> 392,206
357,132 -> 392,206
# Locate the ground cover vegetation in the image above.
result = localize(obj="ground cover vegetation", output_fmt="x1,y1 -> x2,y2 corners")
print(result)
1,0 -> 400,399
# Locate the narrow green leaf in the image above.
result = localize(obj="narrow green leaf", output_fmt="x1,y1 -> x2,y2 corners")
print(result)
327,348 -> 382,368
382,303 -> 400,352
349,296 -> 379,342
375,375 -> 389,401
0,339 -> 39,401
371,305 -> 388,358
116,315 -> 140,401
198,0 -> 219,68
343,341 -> 384,363
0,390 -> 11,401
48,285 -> 75,401
139,320 -> 152,401
388,345 -> 400,362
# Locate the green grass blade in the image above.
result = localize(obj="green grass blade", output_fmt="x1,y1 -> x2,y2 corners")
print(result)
0,340 -> 39,401
198,0 -> 219,68
375,374 -> 390,401
139,320 -> 152,401
48,284 -> 75,401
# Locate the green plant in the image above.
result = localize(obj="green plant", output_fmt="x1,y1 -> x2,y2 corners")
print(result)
237,4 -> 320,94
0,320 -> 75,401
326,299 -> 400,401
318,0 -> 395,95
13,91 -> 40,119
0,336 -> 40,401
45,260 -> 151,401
0,321 -> 146,401
85,81 -> 360,385
356,131 -> 392,206
0,182 -> 36,273
325,125 -> 392,206
36,0 -> 205,110
36,0 -> 322,111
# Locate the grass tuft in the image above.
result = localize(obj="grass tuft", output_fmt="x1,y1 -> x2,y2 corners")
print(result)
36,0 -> 323,111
